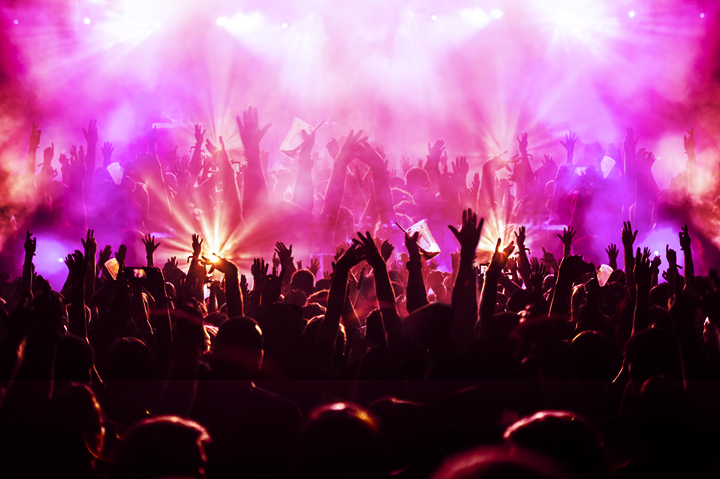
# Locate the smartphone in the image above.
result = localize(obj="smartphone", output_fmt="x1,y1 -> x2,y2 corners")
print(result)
127,268 -> 146,281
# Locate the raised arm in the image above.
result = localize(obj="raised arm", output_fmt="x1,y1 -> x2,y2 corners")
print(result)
622,221 -> 638,293
514,226 -> 532,287
632,249 -> 652,335
317,243 -> 362,367
320,131 -> 366,228
80,230 -> 97,304
65,251 -> 88,339
205,255 -> 242,318
560,132 -> 577,166
355,232 -> 404,337
557,227 -> 575,259
448,208 -> 483,345
189,124 -> 206,181
479,239 -> 515,334
606,244 -> 619,270
548,255 -> 584,317
139,234 -> 159,267
82,120 -> 98,186
237,107 -> 271,218
404,232 -> 429,314
679,224 -> 694,283
26,123 -> 41,177
355,141 -> 397,229
292,129 -> 315,212
22,230 -> 36,295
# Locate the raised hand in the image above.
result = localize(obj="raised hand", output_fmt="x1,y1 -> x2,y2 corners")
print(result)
404,231 -> 422,262
488,238 -> 515,274
24,230 -> 36,258
29,122 -> 41,150
299,129 -> 315,159
192,234 -> 203,257
142,234 -> 161,266
65,251 -> 87,282
251,258 -> 269,285
380,240 -> 395,262
43,143 -> 54,164
98,245 -> 112,268
101,142 -> 114,165
557,226 -> 575,256
194,124 -> 206,145
205,138 -> 218,156
666,245 -> 680,269
164,256 -> 179,271
530,257 -> 546,292
560,132 -> 577,153
336,242 -> 363,270
679,224 -> 691,251
425,140 -> 446,171
355,140 -> 385,170
202,254 -> 237,275
448,208 -> 484,256
81,229 -> 97,259
236,106 -> 272,153
400,155 -> 412,175
326,138 -> 340,160
336,130 -> 368,165
622,221 -> 638,249
147,125 -> 162,146
606,244 -> 619,269
353,231 -> 384,267
116,244 -> 127,264
451,156 -> 469,177
634,247 -> 652,284
309,257 -> 320,277
517,132 -> 529,155
274,242 -> 294,268
82,119 -> 99,145
684,128 -> 696,155
469,172 -> 480,198
514,226 -> 527,252
624,128 -> 639,160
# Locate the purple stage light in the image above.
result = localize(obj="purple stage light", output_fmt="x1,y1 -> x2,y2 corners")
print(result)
490,9 -> 503,19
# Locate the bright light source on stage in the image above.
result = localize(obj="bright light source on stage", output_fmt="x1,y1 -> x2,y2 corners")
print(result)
628,11 -> 635,18
700,13 -> 705,18
58,258 -> 64,263
153,21 -> 162,29
460,7 -> 490,28
281,22 -> 288,29
431,14 -> 438,21
491,9 -> 502,19
217,17 -> 227,26
83,17 -> 91,25
13,19 -> 18,25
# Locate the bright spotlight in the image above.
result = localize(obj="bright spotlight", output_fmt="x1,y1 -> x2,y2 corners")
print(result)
83,17 -> 91,25
58,258 -> 64,263
628,11 -> 635,18
13,19 -> 18,25
700,13 -> 705,18
217,17 -> 227,26
281,22 -> 288,29
491,9 -> 502,19
153,21 -> 162,28
431,14 -> 438,21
